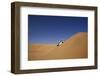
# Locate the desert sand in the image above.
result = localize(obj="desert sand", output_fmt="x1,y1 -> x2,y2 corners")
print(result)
28,32 -> 88,60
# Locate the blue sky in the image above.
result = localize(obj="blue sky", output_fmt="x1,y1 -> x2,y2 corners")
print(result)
28,15 -> 88,44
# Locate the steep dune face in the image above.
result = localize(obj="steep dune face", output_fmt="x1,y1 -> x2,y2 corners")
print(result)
28,32 -> 88,60
46,32 -> 88,59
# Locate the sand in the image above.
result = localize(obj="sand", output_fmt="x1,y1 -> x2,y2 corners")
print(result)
28,32 -> 88,60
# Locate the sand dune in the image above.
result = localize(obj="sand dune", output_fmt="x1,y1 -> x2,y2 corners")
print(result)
28,32 -> 88,60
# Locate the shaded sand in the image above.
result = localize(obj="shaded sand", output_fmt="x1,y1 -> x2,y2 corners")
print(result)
28,32 -> 88,60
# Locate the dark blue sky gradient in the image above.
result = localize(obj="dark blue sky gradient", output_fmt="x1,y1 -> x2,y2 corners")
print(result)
28,15 -> 88,44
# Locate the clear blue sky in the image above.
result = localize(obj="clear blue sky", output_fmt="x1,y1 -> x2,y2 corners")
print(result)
28,15 -> 88,44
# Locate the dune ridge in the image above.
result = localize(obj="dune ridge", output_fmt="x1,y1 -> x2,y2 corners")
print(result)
28,32 -> 88,60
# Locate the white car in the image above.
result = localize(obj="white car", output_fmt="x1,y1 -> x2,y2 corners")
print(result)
57,40 -> 64,46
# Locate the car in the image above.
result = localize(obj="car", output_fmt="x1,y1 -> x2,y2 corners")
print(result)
57,40 -> 64,46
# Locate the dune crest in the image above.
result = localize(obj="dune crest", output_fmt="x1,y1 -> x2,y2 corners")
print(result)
28,32 -> 88,60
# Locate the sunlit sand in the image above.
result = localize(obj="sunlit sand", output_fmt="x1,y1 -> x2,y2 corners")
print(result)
28,32 -> 88,60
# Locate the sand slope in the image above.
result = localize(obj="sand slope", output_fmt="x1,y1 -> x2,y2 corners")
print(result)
28,32 -> 88,60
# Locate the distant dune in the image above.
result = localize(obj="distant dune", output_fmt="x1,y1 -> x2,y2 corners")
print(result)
28,32 -> 88,60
